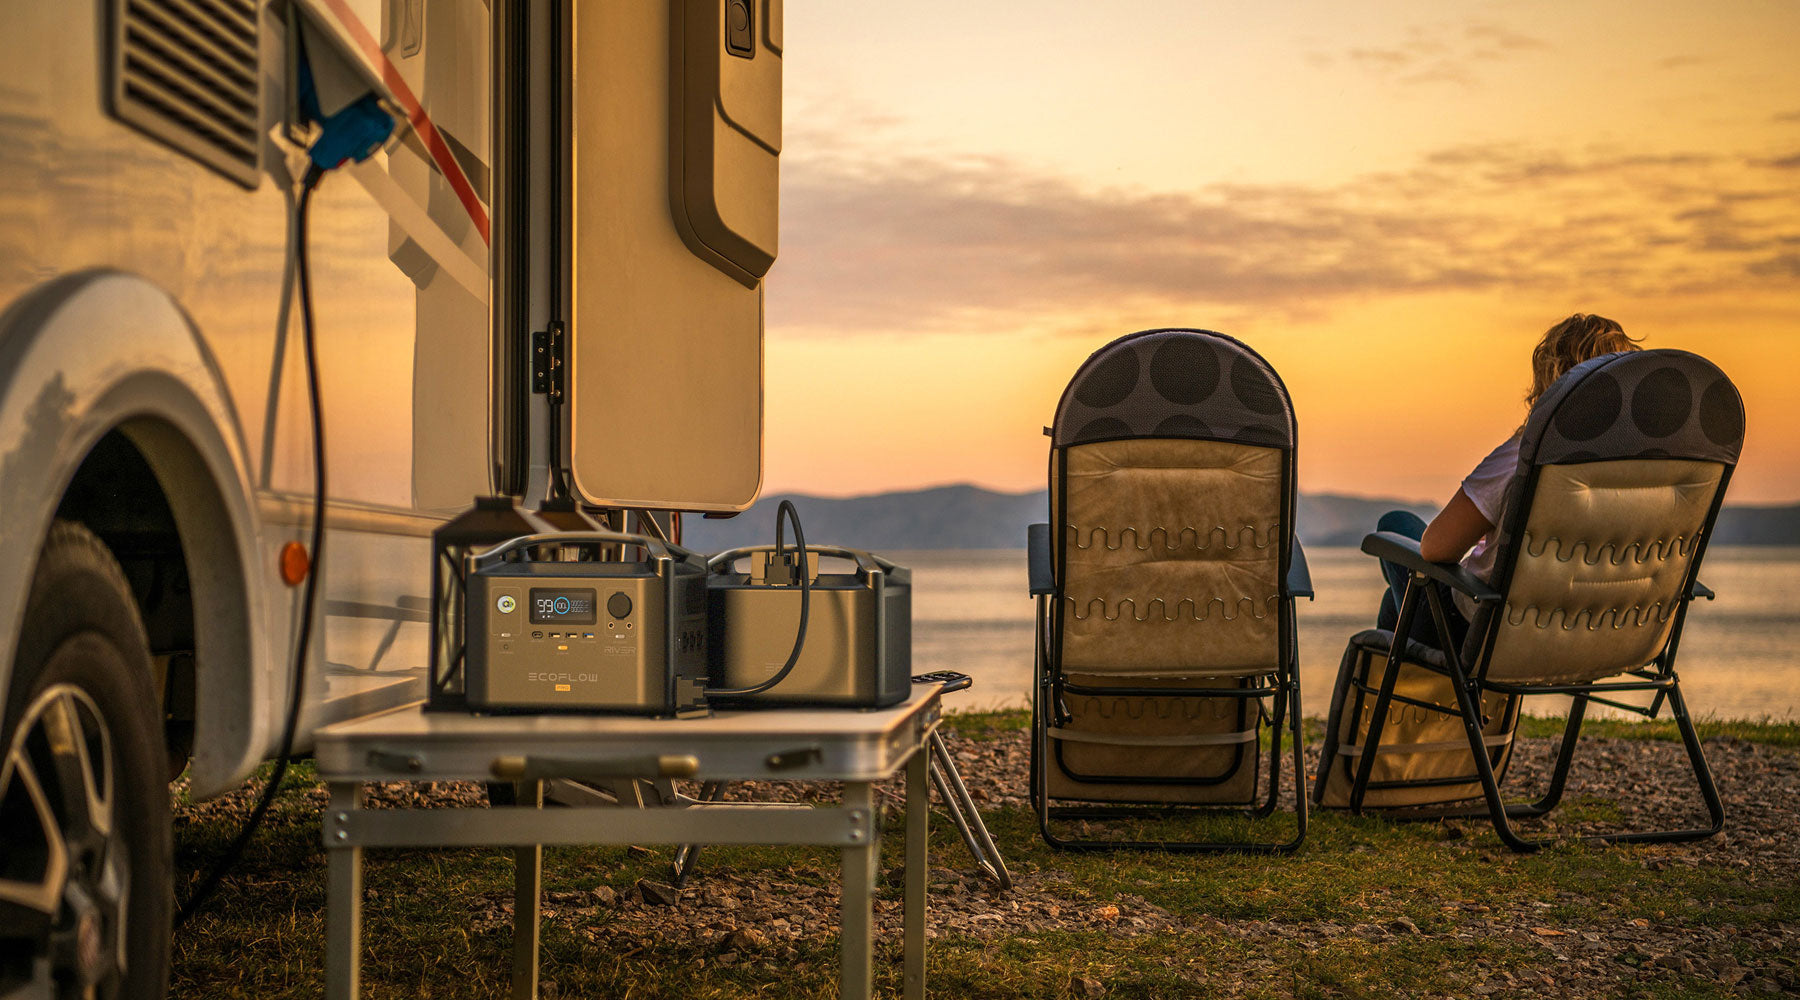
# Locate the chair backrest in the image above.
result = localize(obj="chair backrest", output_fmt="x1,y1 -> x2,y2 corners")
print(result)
1050,329 -> 1297,677
1469,349 -> 1744,685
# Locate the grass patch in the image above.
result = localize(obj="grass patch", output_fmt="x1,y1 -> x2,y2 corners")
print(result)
167,719 -> 1797,998
939,707 -> 1031,738
944,709 -> 1800,749
1514,714 -> 1800,746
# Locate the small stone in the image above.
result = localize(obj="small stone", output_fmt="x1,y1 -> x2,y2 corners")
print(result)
725,927 -> 767,951
637,878 -> 680,906
1095,905 -> 1120,922
1389,917 -> 1420,935
591,885 -> 618,905
1074,976 -> 1105,998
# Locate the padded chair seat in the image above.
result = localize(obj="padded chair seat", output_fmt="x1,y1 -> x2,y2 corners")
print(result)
1349,628 -> 1447,671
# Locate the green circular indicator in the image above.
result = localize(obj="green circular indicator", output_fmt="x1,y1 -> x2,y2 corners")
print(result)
496,595 -> 517,614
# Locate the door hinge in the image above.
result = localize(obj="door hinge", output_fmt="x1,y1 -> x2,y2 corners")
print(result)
532,321 -> 566,401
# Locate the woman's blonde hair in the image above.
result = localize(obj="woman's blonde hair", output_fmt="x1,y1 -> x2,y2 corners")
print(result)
1528,313 -> 1640,405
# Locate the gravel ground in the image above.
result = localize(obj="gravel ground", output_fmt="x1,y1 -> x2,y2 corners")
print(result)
175,728 -> 1799,997
580,733 -> 1798,997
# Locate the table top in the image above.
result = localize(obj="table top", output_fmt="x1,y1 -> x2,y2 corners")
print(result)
314,683 -> 944,783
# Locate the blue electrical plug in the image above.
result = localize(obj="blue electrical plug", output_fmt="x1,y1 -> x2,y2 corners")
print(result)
296,41 -> 396,171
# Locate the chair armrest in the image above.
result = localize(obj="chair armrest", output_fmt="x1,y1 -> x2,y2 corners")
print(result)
1285,540 -> 1314,600
1360,531 -> 1501,604
1688,579 -> 1715,601
1027,522 -> 1055,596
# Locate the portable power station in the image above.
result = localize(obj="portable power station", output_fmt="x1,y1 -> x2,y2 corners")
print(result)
705,545 -> 911,708
464,531 -> 709,714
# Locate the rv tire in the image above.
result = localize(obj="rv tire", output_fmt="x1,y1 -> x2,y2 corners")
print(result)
1,520 -> 172,999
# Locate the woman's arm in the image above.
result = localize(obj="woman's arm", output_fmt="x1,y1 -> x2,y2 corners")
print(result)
1419,488 -> 1493,563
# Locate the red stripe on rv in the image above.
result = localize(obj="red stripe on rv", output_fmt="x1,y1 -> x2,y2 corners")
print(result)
318,0 -> 492,245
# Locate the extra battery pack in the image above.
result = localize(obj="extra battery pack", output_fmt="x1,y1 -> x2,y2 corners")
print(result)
465,532 -> 708,714
705,546 -> 910,708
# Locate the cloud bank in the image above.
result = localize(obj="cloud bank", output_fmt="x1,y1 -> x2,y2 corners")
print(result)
769,140 -> 1800,336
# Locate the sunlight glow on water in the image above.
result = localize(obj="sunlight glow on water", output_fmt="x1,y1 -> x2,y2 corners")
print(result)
902,547 -> 1800,721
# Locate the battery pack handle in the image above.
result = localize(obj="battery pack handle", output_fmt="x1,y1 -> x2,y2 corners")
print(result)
470,530 -> 694,568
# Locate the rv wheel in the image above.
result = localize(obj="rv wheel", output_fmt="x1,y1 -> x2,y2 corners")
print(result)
1,521 -> 171,999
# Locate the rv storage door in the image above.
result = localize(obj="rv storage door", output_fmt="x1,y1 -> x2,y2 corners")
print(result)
567,1 -> 781,512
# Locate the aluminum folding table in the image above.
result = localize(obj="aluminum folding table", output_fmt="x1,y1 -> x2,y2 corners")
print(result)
313,683 -> 946,1000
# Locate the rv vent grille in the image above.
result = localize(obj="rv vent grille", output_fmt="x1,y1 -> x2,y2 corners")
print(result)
110,0 -> 261,188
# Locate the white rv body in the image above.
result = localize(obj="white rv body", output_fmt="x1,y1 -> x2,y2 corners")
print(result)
0,0 -> 494,799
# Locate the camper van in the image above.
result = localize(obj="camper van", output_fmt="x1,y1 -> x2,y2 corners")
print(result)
0,1 -> 780,994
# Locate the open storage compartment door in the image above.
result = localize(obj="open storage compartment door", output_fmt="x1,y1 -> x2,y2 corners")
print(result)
567,1 -> 781,512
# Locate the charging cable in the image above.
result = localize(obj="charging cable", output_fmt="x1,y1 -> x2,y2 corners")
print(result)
177,163 -> 329,927
706,500 -> 810,698
178,33 -> 397,926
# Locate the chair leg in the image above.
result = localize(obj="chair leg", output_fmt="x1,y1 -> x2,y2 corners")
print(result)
1252,690 -> 1282,820
1349,577 -> 1426,813
1449,670 -> 1724,851
1427,696 -> 1580,822
1286,663 -> 1309,848
1312,637 -> 1363,807
1503,696 -> 1586,819
1028,597 -> 1048,819
1668,681 -> 1727,838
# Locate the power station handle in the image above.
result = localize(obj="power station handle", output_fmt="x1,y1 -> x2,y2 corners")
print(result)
706,544 -> 893,576
471,530 -> 690,566
489,753 -> 700,781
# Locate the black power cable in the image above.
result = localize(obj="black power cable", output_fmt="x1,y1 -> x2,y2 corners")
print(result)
706,499 -> 810,698
176,163 -> 328,928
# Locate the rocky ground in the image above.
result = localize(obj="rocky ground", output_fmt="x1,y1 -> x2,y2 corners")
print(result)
176,727 -> 1800,997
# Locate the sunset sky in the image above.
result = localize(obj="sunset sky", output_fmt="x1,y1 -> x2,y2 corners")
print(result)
758,0 -> 1800,505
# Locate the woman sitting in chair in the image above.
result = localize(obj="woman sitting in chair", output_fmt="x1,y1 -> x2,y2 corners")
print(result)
1373,314 -> 1641,647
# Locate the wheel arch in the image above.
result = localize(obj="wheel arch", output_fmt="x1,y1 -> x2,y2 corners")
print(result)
0,269 -> 272,798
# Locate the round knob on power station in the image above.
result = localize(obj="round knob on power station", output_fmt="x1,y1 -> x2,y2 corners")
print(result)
607,592 -> 633,619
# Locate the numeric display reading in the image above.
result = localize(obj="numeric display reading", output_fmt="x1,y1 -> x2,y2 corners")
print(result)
529,588 -> 597,625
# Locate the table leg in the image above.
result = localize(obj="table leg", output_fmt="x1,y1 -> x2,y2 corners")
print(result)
905,747 -> 928,1000
326,783 -> 363,1000
512,780 -> 543,1000
841,781 -> 876,1000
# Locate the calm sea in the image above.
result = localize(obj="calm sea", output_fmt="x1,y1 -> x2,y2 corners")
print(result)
900,546 -> 1800,721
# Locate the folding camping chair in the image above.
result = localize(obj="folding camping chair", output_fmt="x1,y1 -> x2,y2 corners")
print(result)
1313,348 -> 1744,851
1028,329 -> 1310,852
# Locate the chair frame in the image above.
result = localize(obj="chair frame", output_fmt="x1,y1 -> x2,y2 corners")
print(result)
1027,331 -> 1311,854
1340,447 -> 1732,851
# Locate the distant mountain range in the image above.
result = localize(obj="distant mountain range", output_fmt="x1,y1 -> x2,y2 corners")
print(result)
680,484 -> 1800,551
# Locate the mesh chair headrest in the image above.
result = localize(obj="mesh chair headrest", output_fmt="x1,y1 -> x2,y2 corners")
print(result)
1520,349 -> 1744,467
1052,329 -> 1295,448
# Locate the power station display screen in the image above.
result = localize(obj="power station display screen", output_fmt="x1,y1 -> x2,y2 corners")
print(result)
529,588 -> 597,625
